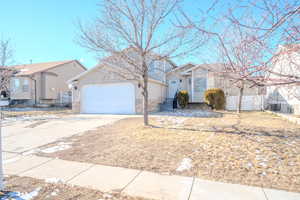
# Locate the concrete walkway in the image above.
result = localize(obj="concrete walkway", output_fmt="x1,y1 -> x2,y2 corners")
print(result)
3,153 -> 300,200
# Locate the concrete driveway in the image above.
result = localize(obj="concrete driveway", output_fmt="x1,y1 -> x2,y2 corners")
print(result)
2,114 -> 133,153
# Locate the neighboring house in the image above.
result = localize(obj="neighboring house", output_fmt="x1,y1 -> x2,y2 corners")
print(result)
69,49 -> 175,114
167,63 -> 265,111
10,60 -> 86,106
0,67 -> 15,99
266,44 -> 300,114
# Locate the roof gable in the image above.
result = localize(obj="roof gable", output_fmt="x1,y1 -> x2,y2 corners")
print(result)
11,60 -> 85,76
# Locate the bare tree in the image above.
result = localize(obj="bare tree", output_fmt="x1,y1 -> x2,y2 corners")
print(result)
0,37 -> 14,190
0,38 -> 14,67
179,0 -> 299,112
224,0 -> 300,85
179,9 -> 267,113
0,38 -> 14,98
216,28 -> 268,113
77,0 -> 201,125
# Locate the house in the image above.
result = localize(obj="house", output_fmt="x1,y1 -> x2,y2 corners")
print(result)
266,44 -> 300,114
10,60 -> 87,106
0,67 -> 14,99
167,63 -> 265,111
69,49 -> 175,114
69,47 -> 263,114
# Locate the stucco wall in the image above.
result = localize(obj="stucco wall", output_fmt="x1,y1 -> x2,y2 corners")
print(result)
44,61 -> 86,100
10,77 -> 32,100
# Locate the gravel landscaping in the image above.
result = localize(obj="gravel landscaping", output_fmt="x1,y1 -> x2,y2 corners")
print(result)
36,112 -> 300,193
2,176 -> 148,200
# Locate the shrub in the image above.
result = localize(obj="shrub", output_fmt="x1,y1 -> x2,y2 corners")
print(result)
177,90 -> 189,108
204,88 -> 225,110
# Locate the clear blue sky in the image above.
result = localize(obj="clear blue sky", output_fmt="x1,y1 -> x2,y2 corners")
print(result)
0,1 -> 221,69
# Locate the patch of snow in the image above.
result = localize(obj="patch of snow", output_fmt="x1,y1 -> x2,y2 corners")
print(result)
3,157 -> 22,164
259,162 -> 267,167
156,110 -> 222,118
2,114 -> 60,126
40,142 -> 72,154
45,178 -> 63,184
22,149 -> 38,156
51,189 -> 59,196
246,162 -> 253,168
103,193 -> 113,199
20,187 -> 41,200
157,116 -> 187,127
176,158 -> 193,172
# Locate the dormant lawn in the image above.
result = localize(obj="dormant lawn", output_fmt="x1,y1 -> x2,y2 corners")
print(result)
37,112 -> 300,192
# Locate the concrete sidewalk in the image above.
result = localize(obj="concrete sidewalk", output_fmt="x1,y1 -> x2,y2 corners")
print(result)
3,153 -> 300,200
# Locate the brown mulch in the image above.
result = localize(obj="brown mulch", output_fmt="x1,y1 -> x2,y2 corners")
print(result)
3,176 -> 148,200
37,112 -> 300,193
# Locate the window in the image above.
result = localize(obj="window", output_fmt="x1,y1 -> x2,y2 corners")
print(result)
22,79 -> 29,92
149,61 -> 155,72
13,78 -> 20,91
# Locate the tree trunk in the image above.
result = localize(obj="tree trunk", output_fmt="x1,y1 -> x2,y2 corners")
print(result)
142,62 -> 149,126
0,112 -> 4,190
237,87 -> 244,113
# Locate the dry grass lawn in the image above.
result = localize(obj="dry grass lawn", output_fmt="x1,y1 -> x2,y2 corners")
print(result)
3,176 -> 148,200
2,108 -> 73,118
37,112 -> 300,192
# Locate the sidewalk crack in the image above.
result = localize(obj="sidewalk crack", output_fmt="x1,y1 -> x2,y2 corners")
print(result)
65,164 -> 95,183
187,177 -> 195,200
18,157 -> 55,175
121,170 -> 143,193
262,187 -> 269,200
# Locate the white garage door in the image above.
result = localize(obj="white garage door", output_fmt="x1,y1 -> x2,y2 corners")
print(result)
81,83 -> 135,114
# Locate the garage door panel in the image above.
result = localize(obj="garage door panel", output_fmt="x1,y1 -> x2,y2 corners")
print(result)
81,83 -> 135,114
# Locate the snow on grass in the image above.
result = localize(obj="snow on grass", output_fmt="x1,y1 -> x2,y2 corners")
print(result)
45,178 -> 64,184
50,189 -> 59,196
176,158 -> 193,172
20,187 -> 41,200
20,142 -> 72,156
3,157 -> 22,164
157,110 -> 222,118
39,142 -> 72,154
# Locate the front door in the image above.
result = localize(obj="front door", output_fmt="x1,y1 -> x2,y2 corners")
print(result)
168,79 -> 180,98
193,78 -> 207,102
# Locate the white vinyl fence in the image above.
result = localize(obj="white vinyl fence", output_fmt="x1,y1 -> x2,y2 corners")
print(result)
0,100 -> 9,107
226,95 -> 265,111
